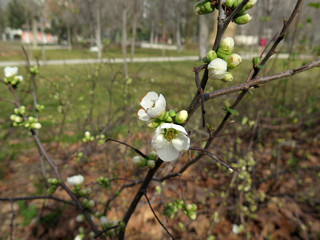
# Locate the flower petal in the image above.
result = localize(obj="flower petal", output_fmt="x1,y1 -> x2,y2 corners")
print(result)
159,123 -> 188,135
137,108 -> 150,121
140,91 -> 158,109
156,142 -> 180,162
151,131 -> 166,149
172,134 -> 190,151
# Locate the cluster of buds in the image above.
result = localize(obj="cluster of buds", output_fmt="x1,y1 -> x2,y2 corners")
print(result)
226,0 -> 257,25
194,0 -> 215,15
163,199 -> 197,220
82,131 -> 94,143
29,66 -> 39,75
82,198 -> 95,209
137,92 -> 190,162
97,220 -> 125,238
3,67 -> 23,87
36,104 -> 45,112
96,176 -> 112,189
95,134 -> 106,144
204,37 -> 242,82
132,151 -> 157,169
10,106 -> 42,130
47,177 -> 61,195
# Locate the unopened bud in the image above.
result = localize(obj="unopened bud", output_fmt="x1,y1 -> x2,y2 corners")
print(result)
76,214 -> 85,222
225,0 -> 236,8
208,58 -> 227,80
147,121 -> 160,128
175,110 -> 188,124
194,1 -> 214,15
147,160 -> 156,169
219,37 -> 234,54
32,122 -> 42,129
234,13 -> 252,25
206,50 -> 217,62
132,156 -> 147,167
84,131 -> 91,138
222,71 -> 233,82
168,110 -> 176,118
148,151 -> 157,160
225,53 -> 242,69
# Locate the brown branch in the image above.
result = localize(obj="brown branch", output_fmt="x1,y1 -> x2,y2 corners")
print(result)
204,58 -> 320,100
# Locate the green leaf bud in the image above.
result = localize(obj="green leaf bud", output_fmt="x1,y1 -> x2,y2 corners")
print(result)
234,13 -> 252,25
31,122 -> 42,129
206,50 -> 217,62
188,211 -> 197,220
147,121 -> 161,128
48,178 -> 61,185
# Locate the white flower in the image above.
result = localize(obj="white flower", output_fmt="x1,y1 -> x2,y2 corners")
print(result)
152,123 -> 190,162
99,216 -> 109,225
137,91 -> 166,121
74,234 -> 84,240
15,75 -> 23,82
232,224 -> 239,234
67,174 -> 84,185
207,58 -> 227,80
4,66 -> 18,78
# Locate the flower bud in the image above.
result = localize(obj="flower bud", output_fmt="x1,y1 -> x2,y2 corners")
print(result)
194,1 -> 214,15
48,178 -> 60,185
188,211 -> 197,220
84,131 -> 91,138
207,58 -> 227,80
222,71 -> 233,82
245,0 -> 257,10
147,160 -> 156,169
76,214 -> 85,222
206,50 -> 217,62
234,13 -> 252,25
147,121 -> 160,128
225,0 -> 236,8
14,116 -> 23,123
148,151 -> 157,160
225,53 -> 242,69
219,37 -> 234,54
168,110 -> 176,118
132,156 -> 147,167
10,114 -> 17,121
99,216 -> 109,226
175,110 -> 188,124
88,200 -> 95,208
31,122 -> 42,129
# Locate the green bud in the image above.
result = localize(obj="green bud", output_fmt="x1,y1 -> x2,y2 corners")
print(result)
217,48 -> 230,60
48,178 -> 61,185
234,13 -> 252,25
166,116 -> 173,123
175,110 -> 188,124
147,121 -> 160,128
225,0 -> 236,8
206,50 -> 217,62
10,114 -> 17,121
31,122 -> 42,129
188,211 -> 197,220
159,111 -> 169,121
148,151 -> 157,160
147,160 -> 156,169
168,110 -> 176,118
47,186 -> 57,195
132,156 -> 147,167
221,71 -> 233,82
194,1 -> 214,15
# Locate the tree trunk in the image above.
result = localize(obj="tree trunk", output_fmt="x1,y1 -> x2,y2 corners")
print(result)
176,16 -> 182,52
122,3 -> 128,78
32,17 -> 38,48
130,3 -> 138,62
67,20 -> 72,51
198,15 -> 209,59
95,0 -> 102,60
40,14 -> 46,62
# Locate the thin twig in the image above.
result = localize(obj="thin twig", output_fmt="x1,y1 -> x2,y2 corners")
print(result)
144,192 -> 175,240
105,138 -> 149,159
